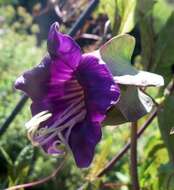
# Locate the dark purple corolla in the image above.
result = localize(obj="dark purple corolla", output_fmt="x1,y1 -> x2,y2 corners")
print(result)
15,22 -> 120,168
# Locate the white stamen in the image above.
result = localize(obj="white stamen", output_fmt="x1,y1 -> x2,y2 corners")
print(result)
39,106 -> 86,146
26,111 -> 52,146
25,75 -> 87,152
26,92 -> 86,150
25,111 -> 52,130
65,109 -> 86,141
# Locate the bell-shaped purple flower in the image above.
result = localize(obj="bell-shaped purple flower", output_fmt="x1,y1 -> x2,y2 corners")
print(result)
15,22 -> 120,168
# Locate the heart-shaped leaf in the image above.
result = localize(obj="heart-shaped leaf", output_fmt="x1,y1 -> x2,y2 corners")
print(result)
100,35 -> 164,124
100,34 -> 164,87
100,34 -> 136,76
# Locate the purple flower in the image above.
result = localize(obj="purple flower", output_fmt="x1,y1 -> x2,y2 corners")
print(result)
15,22 -> 120,168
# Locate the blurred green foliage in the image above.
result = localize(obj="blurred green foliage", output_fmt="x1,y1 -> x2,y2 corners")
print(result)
0,0 -> 18,6
0,5 -> 39,34
0,4 -> 90,190
0,0 -> 174,190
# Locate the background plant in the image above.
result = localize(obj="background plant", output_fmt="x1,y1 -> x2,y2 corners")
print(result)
0,0 -> 174,190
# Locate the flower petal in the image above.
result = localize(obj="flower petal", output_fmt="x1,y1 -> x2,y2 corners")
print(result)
15,53 -> 87,154
15,55 -> 51,100
69,119 -> 102,168
77,54 -> 120,123
15,50 -> 84,103
47,22 -> 81,70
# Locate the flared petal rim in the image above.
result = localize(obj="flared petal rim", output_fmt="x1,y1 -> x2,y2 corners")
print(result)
47,22 -> 81,70
69,119 -> 102,168
15,23 -> 122,168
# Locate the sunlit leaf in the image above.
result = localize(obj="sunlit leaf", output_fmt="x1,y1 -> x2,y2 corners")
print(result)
115,172 -> 129,184
100,34 -> 136,76
96,0 -> 117,29
117,0 -> 137,34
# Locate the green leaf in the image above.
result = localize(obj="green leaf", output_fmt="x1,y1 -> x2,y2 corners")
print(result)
153,12 -> 174,84
100,33 -> 164,86
14,145 -> 33,173
96,0 -> 117,29
158,95 -> 174,163
14,166 -> 30,185
100,34 -> 136,76
158,163 -> 174,190
100,35 -> 161,124
0,147 -> 13,167
137,0 -> 155,16
153,0 -> 174,33
137,0 -> 156,70
96,0 -> 137,34
115,171 -> 129,183
117,0 -> 137,34
105,86 -> 153,125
